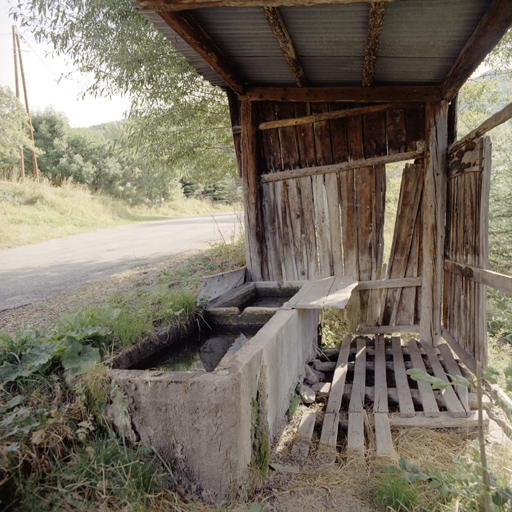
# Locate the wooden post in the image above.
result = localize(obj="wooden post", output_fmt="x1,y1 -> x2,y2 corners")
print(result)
12,26 -> 25,181
420,101 -> 448,345
14,27 -> 38,181
240,100 -> 267,281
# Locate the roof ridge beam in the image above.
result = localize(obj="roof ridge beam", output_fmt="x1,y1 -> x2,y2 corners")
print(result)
263,6 -> 306,87
362,1 -> 386,87
138,0 -> 400,12
442,0 -> 512,101
153,9 -> 246,94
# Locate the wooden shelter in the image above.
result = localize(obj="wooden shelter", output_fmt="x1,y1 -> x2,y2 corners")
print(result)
132,0 -> 512,381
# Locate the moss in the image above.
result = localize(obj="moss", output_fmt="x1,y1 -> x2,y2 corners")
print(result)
251,396 -> 269,478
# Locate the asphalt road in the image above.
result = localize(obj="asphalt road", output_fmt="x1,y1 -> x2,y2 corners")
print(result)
0,212 -> 242,312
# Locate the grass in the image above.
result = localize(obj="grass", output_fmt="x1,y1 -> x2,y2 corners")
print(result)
0,178 -> 240,250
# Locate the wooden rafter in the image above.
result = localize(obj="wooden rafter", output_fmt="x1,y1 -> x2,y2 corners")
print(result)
239,85 -> 442,102
362,1 -> 386,87
442,0 -> 512,101
262,6 -> 306,87
138,0 -> 399,11
156,10 -> 246,94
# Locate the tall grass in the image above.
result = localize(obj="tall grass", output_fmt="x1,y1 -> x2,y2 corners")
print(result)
0,178 -> 240,249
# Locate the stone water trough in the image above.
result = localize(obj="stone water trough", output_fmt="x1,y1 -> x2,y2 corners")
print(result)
108,270 -> 319,498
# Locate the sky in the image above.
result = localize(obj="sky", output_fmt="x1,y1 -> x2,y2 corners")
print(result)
0,1 -> 130,128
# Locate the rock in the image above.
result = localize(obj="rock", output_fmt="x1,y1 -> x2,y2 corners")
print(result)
311,382 -> 331,398
304,365 -> 319,385
269,462 -> 300,474
298,383 -> 316,405
310,367 -> 326,382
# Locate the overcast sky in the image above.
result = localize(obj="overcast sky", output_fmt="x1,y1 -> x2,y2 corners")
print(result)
0,1 -> 130,128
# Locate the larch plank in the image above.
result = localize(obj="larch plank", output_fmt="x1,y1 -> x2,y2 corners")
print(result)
391,337 -> 416,418
325,335 -> 353,414
374,413 -> 395,457
324,172 -> 343,276
291,411 -> 316,458
386,108 -> 407,155
319,412 -> 340,453
390,411 -> 487,429
347,412 -> 365,460
313,175 -> 333,277
349,338 -> 367,413
374,335 -> 388,413
437,343 -> 469,414
287,277 -> 335,309
407,339 -> 440,417
322,276 -> 358,310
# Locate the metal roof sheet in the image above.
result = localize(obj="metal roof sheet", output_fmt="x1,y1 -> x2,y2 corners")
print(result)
131,0 -> 495,90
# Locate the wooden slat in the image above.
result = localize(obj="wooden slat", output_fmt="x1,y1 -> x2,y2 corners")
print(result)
319,412 -> 339,453
437,344 -> 469,414
348,338 -> 367,413
260,150 -> 422,183
441,329 -> 477,375
325,172 -> 343,276
357,277 -> 422,290
420,342 -> 467,418
156,10 -> 245,95
325,335 -> 352,414
444,260 -> 512,296
407,339 -> 440,417
374,335 -> 388,413
140,0 -> 403,10
391,336 -> 415,418
313,175 -> 333,277
442,0 -> 512,101
291,411 -> 316,457
259,102 -> 415,131
389,411 -> 487,429
386,108 -> 407,155
322,276 -> 358,309
358,324 -> 420,335
449,102 -> 512,154
362,2 -> 387,87
262,183 -> 283,281
262,6 -> 306,87
374,413 -> 395,457
420,101 -> 448,345
347,412 -> 365,459
286,277 -> 335,308
240,86 -> 443,103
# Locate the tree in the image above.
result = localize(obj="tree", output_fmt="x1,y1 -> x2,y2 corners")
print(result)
0,86 -> 36,178
12,0 -> 237,186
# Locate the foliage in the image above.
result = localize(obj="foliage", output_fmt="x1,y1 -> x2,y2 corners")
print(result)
12,0 -> 237,186
0,86 -> 37,178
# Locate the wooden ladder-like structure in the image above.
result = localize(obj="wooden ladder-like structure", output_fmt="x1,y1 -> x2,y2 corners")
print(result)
290,335 -> 487,460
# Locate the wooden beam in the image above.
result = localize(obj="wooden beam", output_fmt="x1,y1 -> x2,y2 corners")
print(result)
358,325 -> 420,335
139,0 -> 400,11
420,101 -> 448,345
259,101 -> 415,131
262,7 -> 306,87
156,10 -> 246,95
444,260 -> 512,296
442,0 -> 512,101
260,149 -> 423,183
362,1 -> 386,87
356,277 -> 422,290
239,85 -> 443,103
449,101 -> 512,154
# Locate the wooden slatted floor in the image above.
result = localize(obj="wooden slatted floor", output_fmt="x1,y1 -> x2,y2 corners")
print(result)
291,335 -> 489,460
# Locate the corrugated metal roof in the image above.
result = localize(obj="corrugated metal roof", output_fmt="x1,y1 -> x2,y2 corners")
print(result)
131,0 -> 494,90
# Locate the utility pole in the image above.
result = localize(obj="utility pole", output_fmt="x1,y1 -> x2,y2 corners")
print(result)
13,26 -> 39,180
12,25 -> 25,180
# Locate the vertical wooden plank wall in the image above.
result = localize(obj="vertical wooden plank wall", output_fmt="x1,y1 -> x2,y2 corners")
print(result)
443,137 -> 491,370
231,99 -> 427,327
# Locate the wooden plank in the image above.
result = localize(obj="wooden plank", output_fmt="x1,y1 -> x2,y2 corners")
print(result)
442,0 -> 512,101
259,102 -> 416,131
156,11 -> 245,95
449,102 -> 512,154
347,412 -> 365,459
325,335 -> 352,414
391,336 -> 415,418
389,411 -> 487,429
420,102 -> 448,345
226,89 -> 243,176
386,108 -> 407,155
324,172 -> 343,276
407,339 -> 440,417
349,338 -> 367,413
319,412 -> 339,452
420,341 -> 468,418
361,2 -> 387,87
196,267 -> 246,302
240,100 -> 267,280
444,261 -> 512,296
313,175 -> 333,277
405,104 -> 426,152
257,102 -> 281,173
261,183 -> 283,281
262,6 -> 306,87
286,277 -> 335,308
374,335 -> 388,413
240,86 -> 443,103
359,324 -> 420,335
437,343 -> 469,415
374,413 -> 395,457
291,411 -> 316,458
299,176 -> 319,278
275,180 -> 297,280
322,276 -> 358,309
441,329 -> 476,376
357,277 -> 422,290
260,150 -> 423,183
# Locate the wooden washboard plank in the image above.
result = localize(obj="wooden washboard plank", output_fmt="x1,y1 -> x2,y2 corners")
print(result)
391,336 -> 415,418
374,335 -> 388,413
291,411 -> 317,458
347,338 -> 366,459
347,412 -> 365,460
407,339 -> 440,417
374,413 -> 395,457
420,342 -> 468,418
321,276 -> 358,309
437,343 -> 469,414
286,277 -> 335,309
